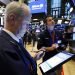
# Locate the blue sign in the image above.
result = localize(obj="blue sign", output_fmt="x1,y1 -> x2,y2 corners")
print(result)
28,0 -> 47,14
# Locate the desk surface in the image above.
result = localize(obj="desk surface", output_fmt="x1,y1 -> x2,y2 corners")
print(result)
63,60 -> 75,75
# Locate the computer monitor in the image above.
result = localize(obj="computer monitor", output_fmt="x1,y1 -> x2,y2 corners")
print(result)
57,20 -> 62,24
39,51 -> 74,75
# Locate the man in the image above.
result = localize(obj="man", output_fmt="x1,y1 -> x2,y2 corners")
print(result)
37,16 -> 63,75
37,16 -> 58,61
0,1 -> 44,75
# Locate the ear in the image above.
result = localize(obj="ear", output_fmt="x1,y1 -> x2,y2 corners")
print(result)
8,13 -> 16,21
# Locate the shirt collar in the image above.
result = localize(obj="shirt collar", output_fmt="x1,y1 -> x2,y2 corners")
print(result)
2,28 -> 19,43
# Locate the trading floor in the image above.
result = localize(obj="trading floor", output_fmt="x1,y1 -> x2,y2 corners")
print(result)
25,42 -> 75,75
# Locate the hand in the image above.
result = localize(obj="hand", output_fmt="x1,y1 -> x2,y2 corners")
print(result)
51,44 -> 58,50
34,51 -> 45,60
52,44 -> 58,48
39,47 -> 46,52
51,44 -> 56,50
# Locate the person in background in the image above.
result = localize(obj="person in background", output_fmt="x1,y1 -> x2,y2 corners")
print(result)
27,30 -> 32,45
32,30 -> 36,47
0,1 -> 45,75
37,16 -> 58,61
37,15 -> 63,75
23,31 -> 28,47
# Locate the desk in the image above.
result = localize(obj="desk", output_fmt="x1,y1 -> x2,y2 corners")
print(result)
63,60 -> 75,75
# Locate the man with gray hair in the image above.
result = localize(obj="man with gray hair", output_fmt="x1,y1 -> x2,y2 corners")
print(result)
0,1 -> 45,75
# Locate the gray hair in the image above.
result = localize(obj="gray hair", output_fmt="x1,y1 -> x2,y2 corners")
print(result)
4,1 -> 31,25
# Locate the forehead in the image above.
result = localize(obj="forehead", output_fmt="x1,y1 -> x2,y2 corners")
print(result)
46,17 -> 53,20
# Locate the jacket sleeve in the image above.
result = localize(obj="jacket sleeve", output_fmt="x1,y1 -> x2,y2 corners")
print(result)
0,49 -> 29,75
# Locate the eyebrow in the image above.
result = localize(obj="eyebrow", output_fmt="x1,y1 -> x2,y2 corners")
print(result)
48,19 -> 52,20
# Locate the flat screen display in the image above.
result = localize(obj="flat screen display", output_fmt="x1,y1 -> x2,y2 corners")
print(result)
39,51 -> 74,74
28,0 -> 47,14
57,20 -> 62,24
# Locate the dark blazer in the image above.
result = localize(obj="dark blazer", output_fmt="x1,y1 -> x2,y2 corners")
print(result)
0,30 -> 37,75
37,29 -> 64,61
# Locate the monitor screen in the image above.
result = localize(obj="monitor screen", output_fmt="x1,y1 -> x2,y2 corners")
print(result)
57,20 -> 62,24
39,51 -> 74,74
28,0 -> 47,14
